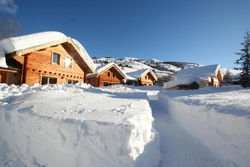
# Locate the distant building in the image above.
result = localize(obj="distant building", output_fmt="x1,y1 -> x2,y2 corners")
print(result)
126,69 -> 157,86
85,62 -> 127,87
164,64 -> 223,90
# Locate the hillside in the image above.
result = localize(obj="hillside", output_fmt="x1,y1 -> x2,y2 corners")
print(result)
93,57 -> 241,85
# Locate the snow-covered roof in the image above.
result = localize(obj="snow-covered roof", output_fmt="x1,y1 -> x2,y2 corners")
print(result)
0,46 -> 7,68
126,69 -> 157,81
0,31 -> 66,68
0,31 -> 67,54
71,38 -> 96,72
86,62 -> 127,78
164,76 -> 200,89
0,31 -> 96,72
164,64 -> 221,89
176,64 -> 221,81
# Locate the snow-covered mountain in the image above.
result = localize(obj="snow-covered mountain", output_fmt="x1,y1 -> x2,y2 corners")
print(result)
93,57 -> 201,78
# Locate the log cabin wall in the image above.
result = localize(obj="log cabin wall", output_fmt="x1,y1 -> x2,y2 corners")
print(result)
140,72 -> 156,86
0,71 -> 7,83
86,66 -> 125,87
14,44 -> 85,85
98,67 -> 124,86
0,69 -> 19,84
85,76 -> 99,87
216,69 -> 223,87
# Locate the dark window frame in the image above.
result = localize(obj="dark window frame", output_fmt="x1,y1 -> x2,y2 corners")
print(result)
41,76 -> 57,85
52,52 -> 60,65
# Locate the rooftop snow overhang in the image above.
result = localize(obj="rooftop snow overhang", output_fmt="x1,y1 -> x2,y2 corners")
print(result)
7,38 -> 95,74
86,63 -> 127,79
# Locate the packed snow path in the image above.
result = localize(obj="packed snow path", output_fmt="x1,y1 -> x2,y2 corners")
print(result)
148,95 -> 229,167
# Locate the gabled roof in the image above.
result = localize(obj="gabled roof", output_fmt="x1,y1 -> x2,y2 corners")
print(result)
126,69 -> 157,81
0,31 -> 96,73
164,64 -> 222,89
164,76 -> 200,89
86,62 -> 127,79
177,64 -> 221,80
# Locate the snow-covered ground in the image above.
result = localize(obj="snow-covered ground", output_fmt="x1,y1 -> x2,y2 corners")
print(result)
0,83 -> 160,167
0,84 -> 250,167
158,86 -> 250,167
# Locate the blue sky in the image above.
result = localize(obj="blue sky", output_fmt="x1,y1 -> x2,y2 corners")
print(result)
1,0 -> 250,68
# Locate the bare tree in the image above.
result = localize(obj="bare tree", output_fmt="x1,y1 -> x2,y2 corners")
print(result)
223,70 -> 232,85
0,15 -> 21,40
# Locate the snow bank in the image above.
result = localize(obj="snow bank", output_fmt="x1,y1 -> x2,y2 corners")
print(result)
159,86 -> 250,167
0,83 -> 159,167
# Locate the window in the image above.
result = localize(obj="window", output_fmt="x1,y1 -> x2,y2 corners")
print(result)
41,76 -> 48,85
103,82 -> 109,86
67,79 -> 78,84
41,76 -> 57,85
145,75 -> 148,79
107,72 -> 110,77
112,73 -> 115,77
52,53 -> 60,64
65,57 -> 72,68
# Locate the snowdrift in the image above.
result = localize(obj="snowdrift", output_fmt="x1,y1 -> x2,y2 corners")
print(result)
159,86 -> 250,167
0,84 -> 159,167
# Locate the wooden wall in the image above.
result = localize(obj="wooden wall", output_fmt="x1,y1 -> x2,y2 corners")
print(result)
13,44 -> 85,85
140,72 -> 156,86
0,69 -> 19,85
86,66 -> 125,87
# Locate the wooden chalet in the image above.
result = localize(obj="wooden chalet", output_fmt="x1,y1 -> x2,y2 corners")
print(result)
0,32 -> 95,85
126,69 -> 157,86
165,64 -> 223,90
85,62 -> 127,87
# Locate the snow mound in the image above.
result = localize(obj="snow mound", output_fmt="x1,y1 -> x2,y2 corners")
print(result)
159,86 -> 250,167
164,76 -> 200,89
0,83 -> 159,167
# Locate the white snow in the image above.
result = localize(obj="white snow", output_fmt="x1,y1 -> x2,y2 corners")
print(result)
87,62 -> 126,78
0,46 -> 7,68
0,31 -> 67,54
0,83 -> 159,167
1,79 -> 250,167
177,64 -> 221,81
164,76 -> 200,89
71,38 -> 96,72
126,69 -> 157,81
157,86 -> 250,167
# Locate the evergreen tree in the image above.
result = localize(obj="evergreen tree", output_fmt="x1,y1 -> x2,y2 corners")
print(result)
235,31 -> 250,87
